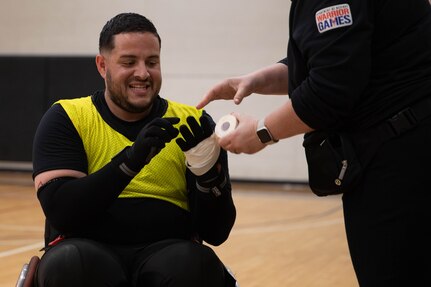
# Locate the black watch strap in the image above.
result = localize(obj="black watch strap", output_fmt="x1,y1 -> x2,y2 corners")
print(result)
256,118 -> 278,144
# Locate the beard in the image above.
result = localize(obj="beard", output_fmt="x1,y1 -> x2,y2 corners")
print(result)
105,70 -> 155,114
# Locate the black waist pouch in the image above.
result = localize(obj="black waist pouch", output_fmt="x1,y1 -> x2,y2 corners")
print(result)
302,96 -> 431,196
302,131 -> 363,196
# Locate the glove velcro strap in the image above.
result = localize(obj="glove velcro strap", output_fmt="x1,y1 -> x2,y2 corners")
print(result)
196,176 -> 227,197
196,165 -> 228,197
111,147 -> 139,178
119,163 -> 139,177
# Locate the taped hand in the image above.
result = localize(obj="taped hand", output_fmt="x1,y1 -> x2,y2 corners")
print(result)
176,115 -> 220,176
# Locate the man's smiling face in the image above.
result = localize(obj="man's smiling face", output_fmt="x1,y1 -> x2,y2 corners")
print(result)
97,32 -> 162,121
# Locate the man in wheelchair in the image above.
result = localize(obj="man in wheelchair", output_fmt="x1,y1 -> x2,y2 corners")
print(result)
29,12 -> 237,287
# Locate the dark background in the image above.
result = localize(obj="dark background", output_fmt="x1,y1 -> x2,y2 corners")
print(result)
0,56 -> 104,163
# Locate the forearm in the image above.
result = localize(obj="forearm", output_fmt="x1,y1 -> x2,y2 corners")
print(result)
195,184 -> 236,246
246,62 -> 289,95
191,151 -> 236,246
37,152 -> 134,233
177,114 -> 236,245
265,99 -> 314,141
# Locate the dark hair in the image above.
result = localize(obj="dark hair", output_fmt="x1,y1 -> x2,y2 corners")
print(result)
99,13 -> 161,52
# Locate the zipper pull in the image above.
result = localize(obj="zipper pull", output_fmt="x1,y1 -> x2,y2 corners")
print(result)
335,160 -> 348,186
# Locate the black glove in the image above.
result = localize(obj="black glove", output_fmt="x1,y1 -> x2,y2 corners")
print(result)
176,115 -> 213,151
176,115 -> 226,197
121,117 -> 179,174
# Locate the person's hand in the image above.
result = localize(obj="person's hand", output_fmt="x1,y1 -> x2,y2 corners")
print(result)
124,117 -> 180,172
176,115 -> 213,151
218,113 -> 266,154
196,75 -> 254,109
176,115 -> 220,176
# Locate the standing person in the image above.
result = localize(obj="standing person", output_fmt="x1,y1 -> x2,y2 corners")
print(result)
32,13 -> 237,287
197,1 -> 431,286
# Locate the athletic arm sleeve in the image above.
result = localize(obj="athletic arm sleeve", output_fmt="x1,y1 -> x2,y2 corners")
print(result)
187,147 -> 236,246
37,151 -> 134,234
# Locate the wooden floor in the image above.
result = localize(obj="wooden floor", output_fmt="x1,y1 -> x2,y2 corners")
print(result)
0,171 -> 358,287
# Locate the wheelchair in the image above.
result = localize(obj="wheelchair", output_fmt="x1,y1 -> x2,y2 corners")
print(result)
16,222 -> 239,286
16,255 -> 239,287
15,256 -> 40,287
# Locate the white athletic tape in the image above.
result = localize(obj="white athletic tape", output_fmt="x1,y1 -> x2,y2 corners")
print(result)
184,134 -> 220,176
215,114 -> 238,139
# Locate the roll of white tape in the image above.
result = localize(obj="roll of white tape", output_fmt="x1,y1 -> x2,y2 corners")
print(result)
215,114 -> 238,138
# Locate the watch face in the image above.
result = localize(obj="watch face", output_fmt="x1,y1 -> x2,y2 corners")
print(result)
257,128 -> 272,143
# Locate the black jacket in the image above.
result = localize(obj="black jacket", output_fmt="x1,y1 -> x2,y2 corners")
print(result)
284,0 -> 431,130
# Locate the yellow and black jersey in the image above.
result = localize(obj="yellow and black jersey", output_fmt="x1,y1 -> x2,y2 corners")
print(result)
56,94 -> 203,210
32,90 -> 235,245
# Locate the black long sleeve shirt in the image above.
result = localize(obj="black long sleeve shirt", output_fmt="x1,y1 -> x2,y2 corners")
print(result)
285,0 -> 431,130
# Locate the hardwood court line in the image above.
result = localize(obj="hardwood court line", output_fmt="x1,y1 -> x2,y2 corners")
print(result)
0,241 -> 44,258
0,224 -> 44,232
231,217 -> 344,235
0,239 -> 43,245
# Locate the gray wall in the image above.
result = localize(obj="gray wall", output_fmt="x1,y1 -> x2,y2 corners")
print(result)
0,0 -> 308,182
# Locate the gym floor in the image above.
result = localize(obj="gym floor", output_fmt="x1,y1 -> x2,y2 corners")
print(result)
0,171 -> 358,287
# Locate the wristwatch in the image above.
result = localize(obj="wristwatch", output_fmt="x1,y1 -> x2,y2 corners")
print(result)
256,118 -> 278,144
